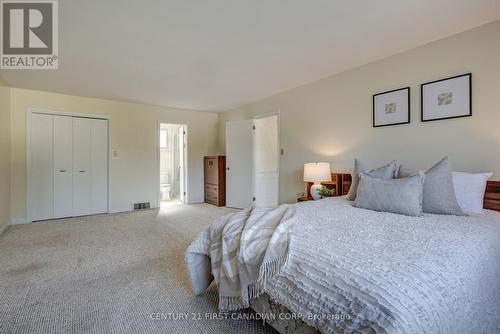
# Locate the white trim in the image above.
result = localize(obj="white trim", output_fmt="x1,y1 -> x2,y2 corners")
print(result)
26,108 -> 111,223
184,125 -> 190,204
156,121 -> 189,206
156,121 -> 160,208
253,110 -> 281,120
109,207 -> 132,214
252,110 -> 281,206
26,110 -> 32,222
10,218 -> 28,225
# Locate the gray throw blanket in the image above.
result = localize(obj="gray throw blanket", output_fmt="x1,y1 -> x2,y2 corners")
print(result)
186,204 -> 296,310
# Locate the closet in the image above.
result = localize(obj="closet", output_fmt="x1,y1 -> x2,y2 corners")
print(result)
29,113 -> 109,221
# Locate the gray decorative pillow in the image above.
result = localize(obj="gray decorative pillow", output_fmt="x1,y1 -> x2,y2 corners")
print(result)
347,159 -> 397,201
398,157 -> 465,216
397,165 -> 419,178
354,172 -> 424,216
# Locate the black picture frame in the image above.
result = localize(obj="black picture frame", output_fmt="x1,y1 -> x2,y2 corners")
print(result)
421,73 -> 472,122
372,87 -> 410,128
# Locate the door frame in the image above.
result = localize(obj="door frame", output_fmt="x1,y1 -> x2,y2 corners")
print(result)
252,110 -> 280,207
26,108 -> 111,223
156,121 -> 189,205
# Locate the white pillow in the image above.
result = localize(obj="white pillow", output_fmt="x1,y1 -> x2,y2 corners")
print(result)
452,172 -> 493,214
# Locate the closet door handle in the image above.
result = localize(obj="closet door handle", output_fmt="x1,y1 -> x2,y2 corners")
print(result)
59,169 -> 67,173
79,170 -> 86,173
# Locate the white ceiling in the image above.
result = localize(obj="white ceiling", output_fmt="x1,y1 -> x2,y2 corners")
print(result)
1,0 -> 500,111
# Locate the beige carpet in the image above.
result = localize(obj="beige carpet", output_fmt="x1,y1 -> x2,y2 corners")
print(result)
0,203 -> 277,334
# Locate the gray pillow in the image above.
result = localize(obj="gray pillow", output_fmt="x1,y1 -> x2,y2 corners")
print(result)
354,172 -> 425,216
398,157 -> 465,216
347,159 -> 398,201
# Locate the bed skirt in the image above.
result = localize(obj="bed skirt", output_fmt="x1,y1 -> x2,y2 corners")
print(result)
251,294 -> 319,334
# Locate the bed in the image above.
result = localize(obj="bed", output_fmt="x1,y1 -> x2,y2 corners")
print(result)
186,180 -> 500,334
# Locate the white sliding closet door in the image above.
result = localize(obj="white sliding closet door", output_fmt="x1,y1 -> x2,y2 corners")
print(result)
29,113 -> 109,221
91,119 -> 108,214
73,118 -> 93,216
53,115 -> 74,218
29,114 -> 54,221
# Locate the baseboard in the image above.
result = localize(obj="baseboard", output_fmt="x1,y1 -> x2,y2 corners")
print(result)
110,206 -> 163,214
10,218 -> 28,225
109,207 -> 132,214
0,223 -> 9,236
8,209 -> 160,222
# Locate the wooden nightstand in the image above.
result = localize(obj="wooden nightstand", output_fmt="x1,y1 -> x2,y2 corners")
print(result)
342,173 -> 352,195
303,173 -> 350,199
297,196 -> 313,202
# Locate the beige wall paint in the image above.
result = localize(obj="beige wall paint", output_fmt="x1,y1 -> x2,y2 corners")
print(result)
0,80 -> 10,231
218,20 -> 500,204
10,88 -> 218,223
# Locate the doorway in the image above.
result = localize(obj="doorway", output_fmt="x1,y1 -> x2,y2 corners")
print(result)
159,123 -> 187,206
225,113 -> 279,209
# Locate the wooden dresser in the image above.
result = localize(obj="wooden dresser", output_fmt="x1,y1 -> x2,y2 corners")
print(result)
204,156 -> 226,206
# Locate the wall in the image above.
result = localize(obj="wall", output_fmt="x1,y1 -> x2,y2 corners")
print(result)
10,88 -> 218,223
0,78 -> 10,231
218,20 -> 500,204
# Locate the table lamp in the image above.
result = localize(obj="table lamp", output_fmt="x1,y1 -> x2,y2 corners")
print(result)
303,162 -> 332,200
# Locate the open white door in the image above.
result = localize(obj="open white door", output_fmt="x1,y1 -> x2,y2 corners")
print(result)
178,125 -> 187,203
226,120 -> 253,209
253,115 -> 279,208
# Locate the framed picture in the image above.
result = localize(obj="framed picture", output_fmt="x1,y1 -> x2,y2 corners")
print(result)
373,87 -> 410,127
421,73 -> 471,122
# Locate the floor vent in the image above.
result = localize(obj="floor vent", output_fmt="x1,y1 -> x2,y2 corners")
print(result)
134,202 -> 151,210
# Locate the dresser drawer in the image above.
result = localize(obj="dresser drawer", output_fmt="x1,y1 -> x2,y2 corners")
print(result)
205,193 -> 219,204
205,184 -> 218,192
205,184 -> 219,197
205,191 -> 218,200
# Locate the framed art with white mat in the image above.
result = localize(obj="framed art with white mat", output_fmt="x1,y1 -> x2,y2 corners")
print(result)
373,87 -> 410,127
421,73 -> 471,122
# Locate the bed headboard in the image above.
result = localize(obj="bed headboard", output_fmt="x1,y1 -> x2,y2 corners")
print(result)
341,176 -> 500,212
484,181 -> 500,212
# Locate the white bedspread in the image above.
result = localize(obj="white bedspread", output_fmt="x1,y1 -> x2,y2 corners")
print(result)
187,197 -> 500,333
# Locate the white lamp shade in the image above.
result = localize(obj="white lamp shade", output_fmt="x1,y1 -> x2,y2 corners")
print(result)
303,162 -> 332,183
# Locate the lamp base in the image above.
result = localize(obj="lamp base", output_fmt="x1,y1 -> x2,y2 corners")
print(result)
310,182 -> 323,200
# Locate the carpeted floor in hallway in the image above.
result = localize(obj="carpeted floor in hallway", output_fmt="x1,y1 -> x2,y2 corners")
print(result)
0,203 -> 277,334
